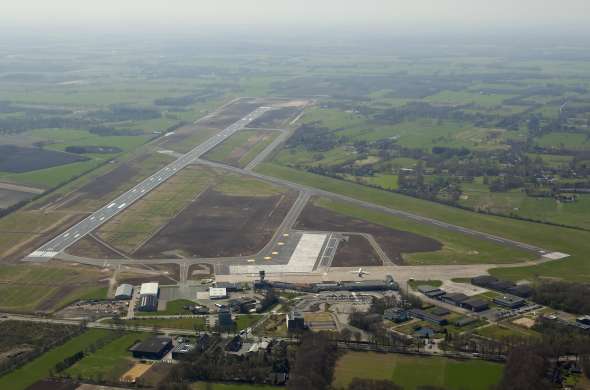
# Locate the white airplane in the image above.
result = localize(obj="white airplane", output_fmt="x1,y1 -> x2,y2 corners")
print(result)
350,268 -> 370,277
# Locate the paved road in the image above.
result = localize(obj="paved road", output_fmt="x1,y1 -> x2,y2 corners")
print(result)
27,106 -> 273,260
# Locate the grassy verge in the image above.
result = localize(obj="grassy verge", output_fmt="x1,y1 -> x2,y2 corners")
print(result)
116,317 -> 207,331
257,163 -> 590,282
314,197 -> 534,265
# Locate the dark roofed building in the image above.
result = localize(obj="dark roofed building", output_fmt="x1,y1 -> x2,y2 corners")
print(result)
417,285 -> 446,299
441,293 -> 469,306
489,280 -> 516,292
462,297 -> 489,312
129,336 -> 173,360
171,343 -> 195,360
471,275 -> 498,287
507,284 -> 534,298
493,294 -> 526,309
431,307 -> 450,316
455,317 -> 479,327
384,308 -> 410,323
409,308 -> 448,325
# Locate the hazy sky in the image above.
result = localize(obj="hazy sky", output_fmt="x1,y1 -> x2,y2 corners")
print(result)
3,0 -> 589,33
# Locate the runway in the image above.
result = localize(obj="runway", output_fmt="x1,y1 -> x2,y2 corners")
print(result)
26,106 -> 273,260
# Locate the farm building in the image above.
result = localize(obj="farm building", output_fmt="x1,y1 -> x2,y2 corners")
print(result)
129,336 -> 172,360
115,284 -> 133,300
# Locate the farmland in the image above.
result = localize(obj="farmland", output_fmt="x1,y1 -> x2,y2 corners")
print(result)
332,351 -> 504,390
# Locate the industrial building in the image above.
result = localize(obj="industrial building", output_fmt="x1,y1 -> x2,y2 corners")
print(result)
171,343 -> 195,360
114,284 -> 133,300
441,293 -> 469,306
384,308 -> 410,323
137,282 -> 159,312
129,336 -> 172,360
417,285 -> 446,299
286,310 -> 306,330
209,287 -> 228,300
409,308 -> 448,326
461,297 -> 490,312
218,307 -> 234,329
471,275 -> 533,298
493,294 -> 526,309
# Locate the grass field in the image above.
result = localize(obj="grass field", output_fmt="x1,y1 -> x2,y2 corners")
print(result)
0,263 -> 109,312
312,197 -> 534,265
204,129 -> 279,168
97,166 -> 218,253
332,351 -> 504,390
0,329 -> 111,390
66,332 -> 149,381
192,383 -> 281,390
256,163 -> 590,282
136,299 -> 197,316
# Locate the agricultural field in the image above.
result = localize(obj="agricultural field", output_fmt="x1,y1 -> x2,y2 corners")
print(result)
192,383 -> 281,390
332,351 -> 504,390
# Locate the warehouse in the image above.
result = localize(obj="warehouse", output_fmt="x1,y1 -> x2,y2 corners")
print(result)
409,308 -> 448,326
137,282 -> 159,312
461,297 -> 489,312
417,285 -> 446,299
129,336 -> 172,360
441,293 -> 469,306
115,284 -> 133,300
493,295 -> 526,309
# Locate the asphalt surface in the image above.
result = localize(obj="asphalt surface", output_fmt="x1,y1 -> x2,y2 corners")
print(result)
27,106 -> 273,260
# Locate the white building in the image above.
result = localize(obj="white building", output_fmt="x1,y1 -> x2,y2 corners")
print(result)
140,282 -> 159,296
209,287 -> 227,300
114,284 -> 133,300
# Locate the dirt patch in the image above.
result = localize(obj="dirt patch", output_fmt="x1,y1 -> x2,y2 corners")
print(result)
139,362 -> 173,387
135,189 -> 297,258
295,203 -> 442,265
331,235 -> 382,267
117,270 -> 177,286
188,264 -> 213,280
199,100 -> 262,129
148,264 -> 180,281
249,107 -> 300,128
0,188 -> 36,209
66,235 -> 123,259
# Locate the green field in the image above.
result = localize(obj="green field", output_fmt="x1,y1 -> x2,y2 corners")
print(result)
204,129 -> 279,168
0,329 -> 111,390
312,197 -> 534,265
0,264 -> 108,312
192,383 -> 281,390
332,352 -> 503,390
66,332 -> 149,381
256,163 -> 590,282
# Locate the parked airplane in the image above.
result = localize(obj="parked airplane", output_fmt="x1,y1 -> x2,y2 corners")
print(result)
350,268 -> 370,277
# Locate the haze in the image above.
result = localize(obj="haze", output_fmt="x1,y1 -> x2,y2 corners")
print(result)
3,0 -> 589,34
